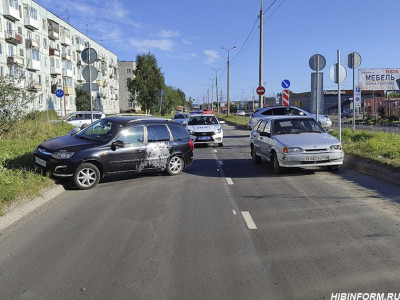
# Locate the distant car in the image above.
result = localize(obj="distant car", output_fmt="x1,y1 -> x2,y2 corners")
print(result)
247,106 -> 332,129
66,111 -> 105,127
342,108 -> 353,118
173,113 -> 189,125
186,112 -> 225,147
249,116 -> 344,174
34,116 -> 194,189
235,110 -> 246,116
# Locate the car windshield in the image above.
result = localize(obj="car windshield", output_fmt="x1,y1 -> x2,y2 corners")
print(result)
188,115 -> 218,125
272,118 -> 324,135
173,114 -> 188,119
75,119 -> 122,142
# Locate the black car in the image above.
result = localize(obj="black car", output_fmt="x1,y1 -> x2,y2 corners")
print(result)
34,116 -> 194,189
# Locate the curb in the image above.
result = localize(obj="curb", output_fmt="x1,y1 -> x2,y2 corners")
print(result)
0,184 -> 65,231
343,154 -> 400,186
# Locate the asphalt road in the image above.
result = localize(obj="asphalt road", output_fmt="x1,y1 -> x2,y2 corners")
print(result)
1,124 -> 400,300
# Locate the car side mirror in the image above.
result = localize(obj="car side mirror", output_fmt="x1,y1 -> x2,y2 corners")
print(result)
111,140 -> 124,151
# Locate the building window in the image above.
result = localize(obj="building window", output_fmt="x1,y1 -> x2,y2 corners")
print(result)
127,68 -> 131,73
43,38 -> 47,49
0,43 -> 2,55
18,26 -> 22,34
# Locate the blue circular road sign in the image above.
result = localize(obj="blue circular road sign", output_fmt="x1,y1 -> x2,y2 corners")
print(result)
281,79 -> 291,89
55,89 -> 64,98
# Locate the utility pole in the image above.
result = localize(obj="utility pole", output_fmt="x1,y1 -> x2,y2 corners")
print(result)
221,46 -> 236,115
259,0 -> 264,108
209,78 -> 214,110
212,68 -> 221,114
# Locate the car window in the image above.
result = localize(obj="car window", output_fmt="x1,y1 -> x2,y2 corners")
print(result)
169,124 -> 190,141
117,126 -> 144,145
147,125 -> 170,142
257,121 -> 267,133
173,114 -> 188,119
289,108 -> 303,115
261,109 -> 273,116
77,119 -> 121,142
263,120 -> 271,134
188,116 -> 218,125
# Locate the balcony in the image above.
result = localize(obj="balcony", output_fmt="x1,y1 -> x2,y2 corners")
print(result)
28,82 -> 42,91
62,53 -> 71,61
3,4 -> 20,21
24,15 -> 39,30
6,32 -> 23,45
64,86 -> 74,95
63,68 -> 73,77
7,56 -> 24,66
60,35 -> 71,46
76,42 -> 85,52
50,64 -> 62,76
26,59 -> 41,71
48,20 -> 60,40
96,80 -> 104,86
27,39 -> 40,49
49,48 -> 60,57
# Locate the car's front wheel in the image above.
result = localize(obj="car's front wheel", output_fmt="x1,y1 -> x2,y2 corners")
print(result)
251,146 -> 261,164
272,152 -> 282,174
327,165 -> 340,172
73,163 -> 100,190
167,156 -> 184,175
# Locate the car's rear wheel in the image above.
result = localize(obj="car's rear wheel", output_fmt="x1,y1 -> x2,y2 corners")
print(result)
272,152 -> 282,174
167,156 -> 184,175
73,163 -> 100,190
251,146 -> 261,164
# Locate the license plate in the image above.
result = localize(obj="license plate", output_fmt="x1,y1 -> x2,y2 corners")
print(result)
198,136 -> 211,140
305,155 -> 329,161
35,156 -> 46,167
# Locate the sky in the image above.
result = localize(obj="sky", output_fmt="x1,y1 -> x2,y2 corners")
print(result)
35,0 -> 400,104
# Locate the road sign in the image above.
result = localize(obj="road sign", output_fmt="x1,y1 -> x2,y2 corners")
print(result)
82,83 -> 99,92
309,54 -> 326,71
282,89 -> 290,106
82,65 -> 98,81
81,48 -> 97,64
355,85 -> 361,108
330,64 -> 347,83
55,89 -> 64,98
256,86 -> 265,96
346,52 -> 362,69
275,96 -> 280,104
281,79 -> 290,89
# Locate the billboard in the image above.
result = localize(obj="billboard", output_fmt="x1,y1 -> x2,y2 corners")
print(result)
358,68 -> 400,91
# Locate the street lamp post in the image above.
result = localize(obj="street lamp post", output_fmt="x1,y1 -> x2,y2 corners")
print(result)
212,68 -> 221,114
209,77 -> 214,110
221,45 -> 236,115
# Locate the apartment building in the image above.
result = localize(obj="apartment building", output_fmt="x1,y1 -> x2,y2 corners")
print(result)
0,0 -> 120,116
118,60 -> 141,112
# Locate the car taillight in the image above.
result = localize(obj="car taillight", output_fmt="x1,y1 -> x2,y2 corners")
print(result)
189,139 -> 194,151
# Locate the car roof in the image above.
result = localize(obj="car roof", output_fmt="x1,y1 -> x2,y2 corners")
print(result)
102,115 -> 177,126
257,115 -> 314,121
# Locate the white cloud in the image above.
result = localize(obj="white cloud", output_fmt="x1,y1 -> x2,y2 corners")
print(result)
203,50 -> 219,64
129,38 -> 174,52
159,30 -> 179,38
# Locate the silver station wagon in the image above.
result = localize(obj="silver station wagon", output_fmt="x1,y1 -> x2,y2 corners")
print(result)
249,116 -> 344,174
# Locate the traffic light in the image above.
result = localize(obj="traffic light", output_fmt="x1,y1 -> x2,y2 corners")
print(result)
51,84 -> 57,94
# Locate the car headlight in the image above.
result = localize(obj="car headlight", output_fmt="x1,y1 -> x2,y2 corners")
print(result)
330,144 -> 342,151
283,147 -> 304,153
214,126 -> 222,134
52,151 -> 74,159
187,130 -> 195,135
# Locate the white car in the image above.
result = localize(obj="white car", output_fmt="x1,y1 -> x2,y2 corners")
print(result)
250,116 -> 344,174
235,110 -> 246,116
186,112 -> 225,147
66,111 -> 105,127
247,106 -> 332,129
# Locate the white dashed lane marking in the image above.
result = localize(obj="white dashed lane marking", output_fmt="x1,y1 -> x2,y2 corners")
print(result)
226,177 -> 233,185
241,211 -> 257,229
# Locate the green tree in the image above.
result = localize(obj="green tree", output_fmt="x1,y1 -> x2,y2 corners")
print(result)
0,76 -> 35,136
75,85 -> 91,111
127,53 -> 164,114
